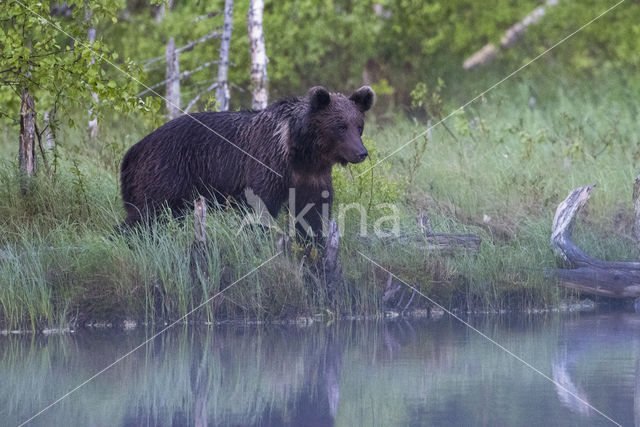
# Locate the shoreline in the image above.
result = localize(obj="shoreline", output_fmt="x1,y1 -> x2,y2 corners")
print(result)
0,297 -> 603,336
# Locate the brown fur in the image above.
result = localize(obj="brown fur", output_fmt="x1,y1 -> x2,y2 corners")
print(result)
120,86 -> 375,243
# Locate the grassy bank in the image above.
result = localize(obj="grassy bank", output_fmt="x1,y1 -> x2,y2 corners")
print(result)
1,75 -> 638,330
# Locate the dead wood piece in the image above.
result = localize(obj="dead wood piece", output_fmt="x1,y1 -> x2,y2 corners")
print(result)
463,44 -> 498,70
19,88 -> 37,194
463,0 -> 559,69
322,220 -> 343,288
190,196 -> 209,287
383,273 -> 402,303
555,267 -> 640,298
634,175 -> 640,258
551,185 -> 640,298
194,196 -> 207,244
423,234 -> 481,255
364,233 -> 481,256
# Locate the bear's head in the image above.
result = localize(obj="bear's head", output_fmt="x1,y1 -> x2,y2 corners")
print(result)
290,86 -> 375,171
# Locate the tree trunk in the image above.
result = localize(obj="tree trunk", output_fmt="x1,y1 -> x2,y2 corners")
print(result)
215,0 -> 234,111
550,185 -> 640,298
43,111 -> 55,150
247,0 -> 268,109
86,6 -> 98,139
18,88 -> 37,194
165,37 -> 181,120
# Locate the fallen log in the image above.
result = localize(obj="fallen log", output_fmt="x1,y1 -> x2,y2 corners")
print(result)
551,185 -> 640,298
362,233 -> 481,256
463,0 -> 560,70
360,211 -> 481,256
462,0 -> 558,70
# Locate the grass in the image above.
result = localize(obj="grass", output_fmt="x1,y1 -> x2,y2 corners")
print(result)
0,73 -> 638,330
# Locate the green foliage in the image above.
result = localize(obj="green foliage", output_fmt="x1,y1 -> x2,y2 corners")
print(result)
2,0 -> 639,123
0,0 -> 151,124
2,1 -> 640,329
332,137 -> 401,218
410,78 -> 445,119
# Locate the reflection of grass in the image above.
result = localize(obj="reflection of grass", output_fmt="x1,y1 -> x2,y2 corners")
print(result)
1,75 -> 639,329
2,315 -> 636,426
0,326 -> 315,426
335,315 -> 637,426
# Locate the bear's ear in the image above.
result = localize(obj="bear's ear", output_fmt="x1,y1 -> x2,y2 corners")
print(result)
308,86 -> 331,112
349,86 -> 375,112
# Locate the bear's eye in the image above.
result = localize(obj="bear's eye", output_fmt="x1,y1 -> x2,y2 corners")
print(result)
358,125 -> 364,136
338,124 -> 348,133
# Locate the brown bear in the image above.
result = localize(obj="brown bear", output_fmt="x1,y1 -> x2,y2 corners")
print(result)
120,86 -> 374,243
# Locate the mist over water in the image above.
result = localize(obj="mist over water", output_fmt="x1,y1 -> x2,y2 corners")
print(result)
3,312 -> 639,426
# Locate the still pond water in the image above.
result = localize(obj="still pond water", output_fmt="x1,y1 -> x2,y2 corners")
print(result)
3,312 -> 640,426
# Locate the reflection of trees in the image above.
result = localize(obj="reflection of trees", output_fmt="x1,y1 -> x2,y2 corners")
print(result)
3,314 -> 640,426
2,325 -> 349,426
551,354 -> 592,416
636,358 -> 640,427
551,313 -> 640,424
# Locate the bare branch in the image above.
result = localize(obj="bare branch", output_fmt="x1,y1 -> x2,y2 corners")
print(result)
136,60 -> 221,97
184,83 -> 218,114
143,29 -> 222,68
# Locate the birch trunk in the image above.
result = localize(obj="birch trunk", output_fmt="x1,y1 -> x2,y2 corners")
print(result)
248,0 -> 268,109
152,3 -> 166,24
215,0 -> 234,111
165,37 -> 181,120
86,5 -> 98,139
19,88 -> 36,194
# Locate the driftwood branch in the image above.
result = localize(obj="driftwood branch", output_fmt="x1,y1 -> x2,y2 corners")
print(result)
551,185 -> 640,298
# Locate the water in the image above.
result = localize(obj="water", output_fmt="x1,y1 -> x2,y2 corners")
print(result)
2,312 -> 639,426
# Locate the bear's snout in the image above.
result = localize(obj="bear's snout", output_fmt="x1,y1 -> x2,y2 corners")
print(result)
355,147 -> 368,163
342,140 -> 368,164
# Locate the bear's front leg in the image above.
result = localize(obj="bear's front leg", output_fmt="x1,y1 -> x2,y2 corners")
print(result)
290,185 -> 333,249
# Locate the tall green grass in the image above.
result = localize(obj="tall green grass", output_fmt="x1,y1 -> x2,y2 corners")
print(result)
0,75 -> 638,329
